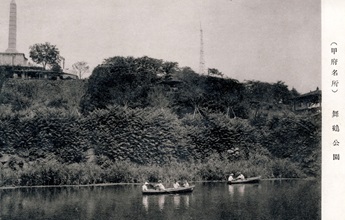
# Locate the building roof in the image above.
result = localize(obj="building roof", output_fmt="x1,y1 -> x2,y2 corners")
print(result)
298,89 -> 321,98
292,89 -> 321,100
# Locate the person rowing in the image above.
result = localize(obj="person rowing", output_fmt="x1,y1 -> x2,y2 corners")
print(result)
142,182 -> 149,192
173,180 -> 180,189
236,172 -> 245,180
155,180 -> 165,190
228,173 -> 234,182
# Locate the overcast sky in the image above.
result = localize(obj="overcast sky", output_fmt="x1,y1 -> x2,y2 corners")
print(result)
0,0 -> 321,93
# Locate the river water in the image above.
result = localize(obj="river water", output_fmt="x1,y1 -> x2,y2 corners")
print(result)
0,179 -> 320,220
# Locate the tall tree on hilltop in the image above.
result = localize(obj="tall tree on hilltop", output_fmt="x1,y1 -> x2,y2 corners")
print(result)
72,61 -> 90,79
80,56 -> 164,113
174,67 -> 206,118
204,77 -> 244,118
272,81 -> 291,104
162,62 -> 178,75
29,42 -> 61,70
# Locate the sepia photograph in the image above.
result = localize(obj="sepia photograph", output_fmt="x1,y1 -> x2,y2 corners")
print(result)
0,0 -> 341,219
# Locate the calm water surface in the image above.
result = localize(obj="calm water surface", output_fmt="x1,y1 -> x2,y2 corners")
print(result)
0,180 -> 320,220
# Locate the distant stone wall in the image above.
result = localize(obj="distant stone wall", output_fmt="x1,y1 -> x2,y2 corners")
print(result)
0,53 -> 28,66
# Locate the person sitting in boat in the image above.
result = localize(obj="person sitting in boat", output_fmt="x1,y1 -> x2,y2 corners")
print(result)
183,180 -> 189,187
155,180 -> 165,190
142,182 -> 149,192
236,173 -> 245,180
173,180 -> 180,188
228,173 -> 234,181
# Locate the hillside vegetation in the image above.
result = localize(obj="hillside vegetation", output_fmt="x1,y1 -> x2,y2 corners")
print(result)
0,56 -> 320,186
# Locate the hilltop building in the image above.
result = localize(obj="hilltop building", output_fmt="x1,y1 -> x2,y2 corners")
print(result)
291,88 -> 321,112
0,1 -> 77,80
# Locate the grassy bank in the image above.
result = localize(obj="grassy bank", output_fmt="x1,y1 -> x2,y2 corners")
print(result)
0,153 -> 307,187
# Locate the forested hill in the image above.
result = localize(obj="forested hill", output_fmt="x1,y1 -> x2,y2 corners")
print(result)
80,56 -> 300,116
0,56 -> 321,186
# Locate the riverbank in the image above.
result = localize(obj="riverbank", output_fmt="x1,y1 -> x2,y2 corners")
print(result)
0,178 -> 319,190
0,155 -> 312,188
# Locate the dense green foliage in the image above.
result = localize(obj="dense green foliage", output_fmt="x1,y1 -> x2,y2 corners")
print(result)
29,42 -> 61,70
0,155 -> 307,187
80,56 -> 166,112
0,56 -> 320,187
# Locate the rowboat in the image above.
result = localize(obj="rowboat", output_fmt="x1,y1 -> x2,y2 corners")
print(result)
142,185 -> 195,195
227,176 -> 261,184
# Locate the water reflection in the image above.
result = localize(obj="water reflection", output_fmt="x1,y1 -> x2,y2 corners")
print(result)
142,195 -> 149,212
158,195 -> 165,211
184,195 -> 190,208
238,185 -> 245,196
0,181 -> 320,220
228,185 -> 234,196
173,195 -> 180,208
141,194 -> 191,212
228,184 -> 246,197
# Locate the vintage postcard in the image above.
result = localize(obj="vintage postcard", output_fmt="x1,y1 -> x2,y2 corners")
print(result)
0,0 -> 344,219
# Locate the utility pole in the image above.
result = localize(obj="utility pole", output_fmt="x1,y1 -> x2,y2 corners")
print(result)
199,22 -> 205,75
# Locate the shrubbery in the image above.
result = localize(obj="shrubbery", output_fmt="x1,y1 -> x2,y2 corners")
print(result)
0,103 -> 319,186
0,56 -> 321,187
0,154 -> 307,187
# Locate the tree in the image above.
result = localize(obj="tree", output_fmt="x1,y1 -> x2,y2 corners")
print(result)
72,61 -> 90,79
29,42 -> 61,70
162,61 -> 178,75
51,63 -> 62,72
174,67 -> 206,118
204,77 -> 244,118
208,68 -> 223,77
272,81 -> 291,104
290,87 -> 300,98
80,56 -> 162,113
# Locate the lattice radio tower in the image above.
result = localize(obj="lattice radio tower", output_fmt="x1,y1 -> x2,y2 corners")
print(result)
199,22 -> 205,75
